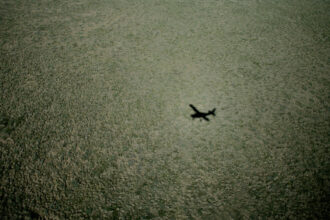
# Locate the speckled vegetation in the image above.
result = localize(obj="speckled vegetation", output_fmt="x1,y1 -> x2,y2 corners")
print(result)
0,0 -> 329,219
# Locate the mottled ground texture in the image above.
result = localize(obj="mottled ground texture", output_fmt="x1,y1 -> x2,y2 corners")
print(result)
0,0 -> 329,219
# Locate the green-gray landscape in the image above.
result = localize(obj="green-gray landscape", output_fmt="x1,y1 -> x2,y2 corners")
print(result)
1,0 -> 329,219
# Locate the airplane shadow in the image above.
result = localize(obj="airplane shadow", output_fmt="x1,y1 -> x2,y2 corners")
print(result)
189,104 -> 216,122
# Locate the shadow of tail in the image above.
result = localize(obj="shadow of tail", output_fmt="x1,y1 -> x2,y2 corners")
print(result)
208,108 -> 216,116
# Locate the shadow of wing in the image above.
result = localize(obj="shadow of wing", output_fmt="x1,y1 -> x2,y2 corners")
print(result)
203,116 -> 210,121
189,104 -> 199,113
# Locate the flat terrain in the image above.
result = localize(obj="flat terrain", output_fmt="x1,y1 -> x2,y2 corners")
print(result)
1,0 -> 329,219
